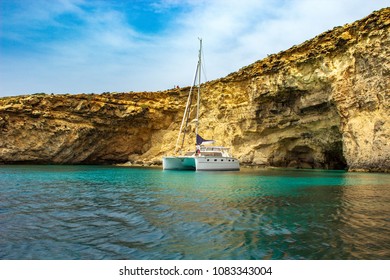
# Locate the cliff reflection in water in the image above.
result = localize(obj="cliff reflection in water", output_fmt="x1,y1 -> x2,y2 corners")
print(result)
337,176 -> 390,259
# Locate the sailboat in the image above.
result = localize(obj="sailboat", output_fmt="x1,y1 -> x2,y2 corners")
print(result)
162,39 -> 240,171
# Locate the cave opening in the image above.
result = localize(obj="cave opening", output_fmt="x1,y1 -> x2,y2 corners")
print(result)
323,141 -> 347,170
269,141 -> 347,170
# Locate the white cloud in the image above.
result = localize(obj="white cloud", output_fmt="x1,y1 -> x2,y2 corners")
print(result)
160,0 -> 389,83
0,0 -> 388,96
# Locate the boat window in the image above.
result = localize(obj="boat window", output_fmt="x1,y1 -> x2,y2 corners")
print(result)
202,152 -> 222,156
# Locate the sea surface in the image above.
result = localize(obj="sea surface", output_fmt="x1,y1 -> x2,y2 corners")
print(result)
0,165 -> 389,260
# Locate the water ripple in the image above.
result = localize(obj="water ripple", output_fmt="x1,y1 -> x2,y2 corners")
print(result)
1,166 -> 389,259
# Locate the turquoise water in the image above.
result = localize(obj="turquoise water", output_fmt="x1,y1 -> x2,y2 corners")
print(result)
0,165 -> 389,260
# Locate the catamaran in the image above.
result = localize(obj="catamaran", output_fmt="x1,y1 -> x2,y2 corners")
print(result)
162,39 -> 240,171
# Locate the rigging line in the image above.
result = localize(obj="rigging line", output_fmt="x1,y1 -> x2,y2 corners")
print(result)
175,87 -> 192,153
195,38 -> 202,138
185,61 -> 201,140
175,63 -> 198,152
175,38 -> 203,153
181,81 -> 195,149
177,57 -> 200,152
201,47 -> 208,82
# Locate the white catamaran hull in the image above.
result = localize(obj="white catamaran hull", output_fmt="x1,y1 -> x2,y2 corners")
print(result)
162,156 -> 196,170
163,156 -> 239,171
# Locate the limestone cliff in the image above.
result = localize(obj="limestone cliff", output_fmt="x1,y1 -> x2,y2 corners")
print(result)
1,8 -> 389,172
0,92 -> 182,164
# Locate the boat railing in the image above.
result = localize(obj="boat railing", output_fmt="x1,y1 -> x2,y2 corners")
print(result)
200,146 -> 230,152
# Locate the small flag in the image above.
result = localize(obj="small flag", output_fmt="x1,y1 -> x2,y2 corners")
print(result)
196,134 -> 215,145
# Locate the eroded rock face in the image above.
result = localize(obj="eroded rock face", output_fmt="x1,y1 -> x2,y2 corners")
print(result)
1,8 -> 389,171
0,92 -> 182,164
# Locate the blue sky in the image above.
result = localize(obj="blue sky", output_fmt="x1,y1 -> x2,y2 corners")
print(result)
0,0 -> 388,97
